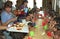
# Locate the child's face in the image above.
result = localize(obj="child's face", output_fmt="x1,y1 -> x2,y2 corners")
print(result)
18,10 -> 21,14
5,7 -> 11,13
29,14 -> 33,17
36,8 -> 40,12
26,16 -> 30,21
53,27 -> 57,31
24,2 -> 28,6
53,21 -> 57,25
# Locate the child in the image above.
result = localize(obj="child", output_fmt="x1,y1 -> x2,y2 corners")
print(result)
28,18 -> 36,31
53,24 -> 60,39
1,2 -> 17,26
38,7 -> 44,18
19,1 -> 28,18
26,15 -> 31,21
28,22 -> 36,31
28,22 -> 33,31
1,1 -> 17,39
29,12 -> 34,20
48,16 -> 60,39
31,19 -> 36,26
53,17 -> 60,39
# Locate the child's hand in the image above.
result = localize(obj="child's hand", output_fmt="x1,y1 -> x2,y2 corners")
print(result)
51,32 -> 54,36
11,17 -> 17,22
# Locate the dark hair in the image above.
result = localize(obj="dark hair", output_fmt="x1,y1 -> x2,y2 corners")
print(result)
54,17 -> 60,23
40,7 -> 43,10
26,14 -> 30,17
4,1 -> 12,8
28,22 -> 33,27
22,1 -> 28,4
55,24 -> 60,30
4,4 -> 12,8
23,1 -> 28,3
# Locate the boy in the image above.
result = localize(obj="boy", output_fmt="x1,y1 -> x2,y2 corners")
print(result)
1,1 -> 17,39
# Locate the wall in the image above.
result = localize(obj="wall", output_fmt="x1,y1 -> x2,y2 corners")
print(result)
0,0 -> 3,9
16,0 -> 24,9
52,0 -> 60,12
43,0 -> 47,8
59,0 -> 60,14
43,0 -> 52,10
54,0 -> 57,11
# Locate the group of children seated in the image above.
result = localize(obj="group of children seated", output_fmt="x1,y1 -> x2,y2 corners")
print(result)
41,9 -> 60,39
0,0 -> 60,39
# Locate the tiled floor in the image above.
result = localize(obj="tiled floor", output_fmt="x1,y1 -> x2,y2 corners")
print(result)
24,19 -> 53,39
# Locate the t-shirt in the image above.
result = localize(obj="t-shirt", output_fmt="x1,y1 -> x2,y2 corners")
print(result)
1,11 -> 14,25
38,11 -> 44,17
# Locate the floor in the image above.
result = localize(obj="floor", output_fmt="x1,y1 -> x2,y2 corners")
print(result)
24,19 -> 53,39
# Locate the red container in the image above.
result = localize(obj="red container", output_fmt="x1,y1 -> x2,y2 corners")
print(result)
42,21 -> 46,26
47,31 -> 52,37
28,36 -> 32,39
20,11 -> 25,15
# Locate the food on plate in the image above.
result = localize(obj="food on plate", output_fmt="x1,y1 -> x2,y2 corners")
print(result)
16,27 -> 22,30
19,23 -> 25,27
13,24 -> 16,26
11,23 -> 25,30
16,25 -> 19,27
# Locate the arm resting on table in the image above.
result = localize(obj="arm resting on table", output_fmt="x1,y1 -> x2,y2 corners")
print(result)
0,26 -> 7,30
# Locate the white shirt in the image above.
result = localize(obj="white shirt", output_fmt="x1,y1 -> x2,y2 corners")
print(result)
38,11 -> 44,17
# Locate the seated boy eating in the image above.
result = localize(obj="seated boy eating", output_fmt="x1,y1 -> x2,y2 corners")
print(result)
1,1 -> 17,39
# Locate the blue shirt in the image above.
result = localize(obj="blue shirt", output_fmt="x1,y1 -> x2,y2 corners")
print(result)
1,11 -> 14,24
24,8 -> 28,13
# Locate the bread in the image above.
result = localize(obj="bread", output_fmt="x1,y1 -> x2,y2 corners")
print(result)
19,23 -> 24,27
11,23 -> 24,30
16,27 -> 22,30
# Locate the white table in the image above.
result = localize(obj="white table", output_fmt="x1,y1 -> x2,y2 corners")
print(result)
7,19 -> 29,33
